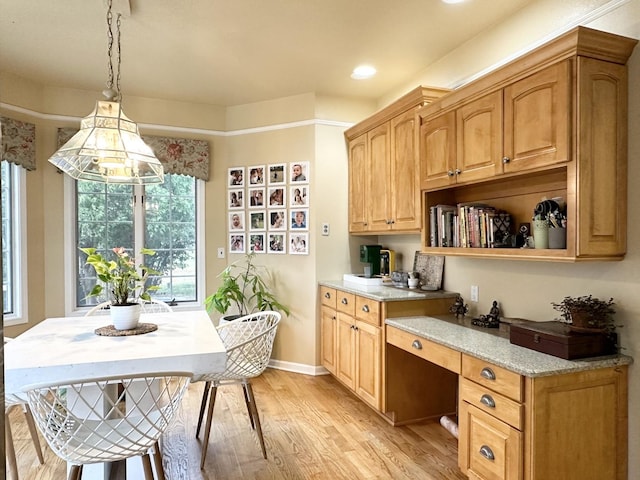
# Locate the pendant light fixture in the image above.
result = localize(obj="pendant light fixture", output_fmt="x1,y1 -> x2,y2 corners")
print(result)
48,0 -> 164,184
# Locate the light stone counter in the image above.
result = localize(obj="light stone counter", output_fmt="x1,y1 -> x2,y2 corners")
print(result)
386,315 -> 632,377
319,280 -> 458,303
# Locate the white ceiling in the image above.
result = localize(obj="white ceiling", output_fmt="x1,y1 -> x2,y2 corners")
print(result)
0,0 -> 537,107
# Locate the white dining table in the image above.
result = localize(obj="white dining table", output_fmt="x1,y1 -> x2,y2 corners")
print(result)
4,309 -> 227,479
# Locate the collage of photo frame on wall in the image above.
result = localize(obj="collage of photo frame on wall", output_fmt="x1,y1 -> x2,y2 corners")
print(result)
227,162 -> 310,255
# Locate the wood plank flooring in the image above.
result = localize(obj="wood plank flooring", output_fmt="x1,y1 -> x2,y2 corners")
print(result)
8,369 -> 466,480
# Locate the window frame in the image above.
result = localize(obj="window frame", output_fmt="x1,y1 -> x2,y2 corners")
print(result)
2,161 -> 29,326
64,174 -> 206,315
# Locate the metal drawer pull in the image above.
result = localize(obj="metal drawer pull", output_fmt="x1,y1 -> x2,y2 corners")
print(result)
341,298 -> 348,305
480,394 -> 496,408
324,292 -> 331,299
412,340 -> 423,350
480,367 -> 496,381
362,305 -> 370,313
479,445 -> 495,461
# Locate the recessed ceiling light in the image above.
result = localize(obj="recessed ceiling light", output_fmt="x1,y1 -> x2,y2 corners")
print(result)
442,0 -> 466,3
351,65 -> 377,80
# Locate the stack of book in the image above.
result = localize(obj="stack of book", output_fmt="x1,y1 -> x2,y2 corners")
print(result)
429,203 -> 511,248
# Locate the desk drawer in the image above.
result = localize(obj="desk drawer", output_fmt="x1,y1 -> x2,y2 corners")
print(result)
387,326 -> 461,373
336,291 -> 356,316
462,355 -> 522,402
459,377 -> 523,430
355,296 -> 380,326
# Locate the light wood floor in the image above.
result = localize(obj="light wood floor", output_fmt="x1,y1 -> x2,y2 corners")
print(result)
8,369 -> 466,479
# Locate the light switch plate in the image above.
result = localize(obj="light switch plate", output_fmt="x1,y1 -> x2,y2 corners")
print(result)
217,247 -> 225,259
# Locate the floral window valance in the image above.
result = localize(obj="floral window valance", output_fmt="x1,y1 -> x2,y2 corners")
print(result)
58,128 -> 210,181
1,116 -> 36,171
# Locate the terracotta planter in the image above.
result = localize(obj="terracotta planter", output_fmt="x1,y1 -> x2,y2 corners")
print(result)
569,309 -> 604,333
110,303 -> 141,330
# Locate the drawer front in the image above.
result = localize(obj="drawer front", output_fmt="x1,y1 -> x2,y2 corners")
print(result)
386,326 -> 461,373
462,355 -> 522,402
320,286 -> 337,309
459,377 -> 523,430
336,291 -> 356,316
460,403 -> 523,480
355,296 -> 380,326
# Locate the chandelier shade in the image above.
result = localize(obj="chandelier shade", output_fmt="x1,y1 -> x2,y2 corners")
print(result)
49,100 -> 164,184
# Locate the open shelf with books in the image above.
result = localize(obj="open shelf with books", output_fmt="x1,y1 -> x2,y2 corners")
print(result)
420,167 -> 577,261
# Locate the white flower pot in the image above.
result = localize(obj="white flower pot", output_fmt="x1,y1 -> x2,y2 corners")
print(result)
110,303 -> 141,330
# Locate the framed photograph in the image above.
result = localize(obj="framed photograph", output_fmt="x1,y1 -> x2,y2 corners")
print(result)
289,232 -> 309,255
267,186 -> 286,208
268,209 -> 287,231
249,210 -> 266,231
228,188 -> 244,209
229,233 -> 246,254
248,188 -> 265,208
228,167 -> 245,187
290,208 -> 308,231
248,165 -> 266,186
268,163 -> 286,185
249,233 -> 266,254
228,211 -> 245,231
289,185 -> 309,207
267,233 -> 286,254
289,161 -> 309,183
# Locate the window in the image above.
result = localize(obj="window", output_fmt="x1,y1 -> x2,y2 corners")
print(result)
1,160 -> 28,325
74,174 -> 203,310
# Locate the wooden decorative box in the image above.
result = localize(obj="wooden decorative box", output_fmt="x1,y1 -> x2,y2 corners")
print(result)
509,321 -> 616,360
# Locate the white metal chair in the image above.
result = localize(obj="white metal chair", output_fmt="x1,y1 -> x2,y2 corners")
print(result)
5,339 -> 45,479
193,311 -> 281,468
24,372 -> 191,480
84,298 -> 173,316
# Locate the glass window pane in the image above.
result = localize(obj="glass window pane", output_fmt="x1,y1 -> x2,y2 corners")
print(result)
1,161 -> 14,314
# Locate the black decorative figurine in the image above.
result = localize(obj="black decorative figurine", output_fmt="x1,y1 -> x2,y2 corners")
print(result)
472,300 -> 501,328
449,295 -> 468,318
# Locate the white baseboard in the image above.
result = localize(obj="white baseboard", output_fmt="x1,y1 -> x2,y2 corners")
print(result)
268,358 -> 330,376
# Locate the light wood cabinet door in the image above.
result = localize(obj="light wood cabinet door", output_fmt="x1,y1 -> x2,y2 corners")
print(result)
320,306 -> 337,375
420,110 -> 457,190
456,91 -> 504,184
576,56 -> 627,258
503,61 -> 570,173
367,123 -> 392,231
336,312 -> 356,390
390,109 -> 421,231
354,320 -> 381,410
348,134 -> 368,232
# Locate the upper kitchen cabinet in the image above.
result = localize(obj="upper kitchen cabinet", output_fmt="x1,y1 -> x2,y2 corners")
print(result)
345,86 -> 450,234
417,26 -> 637,261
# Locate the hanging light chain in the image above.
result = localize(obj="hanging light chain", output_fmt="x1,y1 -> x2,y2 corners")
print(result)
104,0 -> 122,102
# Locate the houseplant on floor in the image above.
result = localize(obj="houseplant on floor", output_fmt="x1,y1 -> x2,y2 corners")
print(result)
81,247 -> 161,330
205,252 -> 290,323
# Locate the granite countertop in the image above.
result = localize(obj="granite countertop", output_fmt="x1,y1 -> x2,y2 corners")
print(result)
319,280 -> 458,302
386,315 -> 633,378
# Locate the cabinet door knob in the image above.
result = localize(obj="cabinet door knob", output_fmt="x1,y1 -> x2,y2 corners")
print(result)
479,445 -> 495,461
502,156 -> 511,164
447,170 -> 455,177
455,168 -> 462,175
324,292 -> 331,299
480,394 -> 496,408
341,298 -> 348,305
412,339 -> 423,350
480,367 -> 496,381
362,305 -> 370,313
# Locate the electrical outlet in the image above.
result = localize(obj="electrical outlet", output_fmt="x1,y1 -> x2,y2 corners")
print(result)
471,285 -> 479,302
217,247 -> 225,259
321,223 -> 330,236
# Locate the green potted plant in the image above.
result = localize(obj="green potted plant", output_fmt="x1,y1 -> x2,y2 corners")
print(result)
81,246 -> 161,329
205,252 -> 290,322
551,295 -> 616,334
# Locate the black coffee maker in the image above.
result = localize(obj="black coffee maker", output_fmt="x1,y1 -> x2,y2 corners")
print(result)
360,245 -> 382,277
